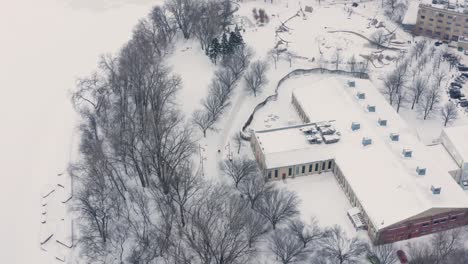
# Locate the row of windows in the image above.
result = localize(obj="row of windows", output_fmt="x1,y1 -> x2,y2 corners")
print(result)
267,160 -> 333,179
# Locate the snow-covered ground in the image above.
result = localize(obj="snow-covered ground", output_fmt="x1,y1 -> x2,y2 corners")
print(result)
5,0 -> 468,262
0,0 -> 160,263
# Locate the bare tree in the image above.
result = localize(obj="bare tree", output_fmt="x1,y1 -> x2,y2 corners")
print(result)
368,243 -> 398,264
430,229 -> 463,264
409,76 -> 427,109
356,60 -> 369,78
268,228 -> 313,264
394,83 -> 408,113
245,208 -> 270,248
332,48 -> 342,70
184,186 -> 257,264
192,109 -> 216,137
220,156 -> 258,188
406,242 -> 435,264
244,59 -> 269,97
239,173 -> 274,208
382,62 -> 407,105
222,45 -> 254,80
371,29 -> 388,48
193,1 -> 225,50
233,133 -> 244,154
419,90 -> 435,120
288,218 -> 327,248
348,55 -> 357,72
254,188 -> 300,229
433,69 -> 447,88
440,102 -> 458,127
166,0 -> 201,39
319,225 -> 368,264
428,84 -> 442,111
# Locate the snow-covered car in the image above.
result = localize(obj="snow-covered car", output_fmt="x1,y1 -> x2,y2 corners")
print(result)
397,250 -> 408,263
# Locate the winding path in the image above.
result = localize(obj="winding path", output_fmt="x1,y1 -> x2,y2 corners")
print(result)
327,30 -> 404,50
240,68 -> 370,140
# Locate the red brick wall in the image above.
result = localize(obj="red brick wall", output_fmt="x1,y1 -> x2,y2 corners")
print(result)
377,210 -> 468,244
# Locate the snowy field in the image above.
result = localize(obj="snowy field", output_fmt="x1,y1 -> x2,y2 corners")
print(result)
0,0 -> 160,263
5,0 -> 468,262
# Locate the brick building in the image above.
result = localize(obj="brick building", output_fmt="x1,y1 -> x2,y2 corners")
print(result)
250,78 -> 468,244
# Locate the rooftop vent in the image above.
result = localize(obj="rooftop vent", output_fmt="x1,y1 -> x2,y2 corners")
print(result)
378,118 -> 387,126
390,133 -> 399,141
402,149 -> 412,158
362,137 -> 372,146
306,134 -> 322,144
319,126 -> 336,135
351,122 -> 361,131
348,80 -> 356,88
367,105 -> 376,112
416,166 -> 427,176
357,92 -> 366,99
431,186 -> 442,195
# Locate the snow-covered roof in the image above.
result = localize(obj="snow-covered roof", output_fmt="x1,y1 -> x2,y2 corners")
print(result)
442,124 -> 468,163
254,78 -> 468,230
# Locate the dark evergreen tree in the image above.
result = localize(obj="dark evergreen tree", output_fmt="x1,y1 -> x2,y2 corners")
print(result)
221,32 -> 230,56
208,37 -> 221,64
229,29 -> 244,49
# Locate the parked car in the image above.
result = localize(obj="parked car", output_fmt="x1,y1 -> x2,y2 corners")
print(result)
450,89 -> 462,99
460,101 -> 468,107
462,73 -> 468,78
458,66 -> 468,71
451,82 -> 463,88
397,250 -> 409,263
455,77 -> 465,83
435,41 -> 443,46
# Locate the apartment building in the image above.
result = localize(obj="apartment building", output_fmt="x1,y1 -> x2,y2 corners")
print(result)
413,3 -> 468,42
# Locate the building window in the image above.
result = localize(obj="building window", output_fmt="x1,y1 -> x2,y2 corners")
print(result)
302,166 -> 305,174
433,220 -> 439,225
456,23 -> 461,27
450,216 -> 457,221
437,20 -> 443,23
422,222 -> 430,227
288,167 -> 292,176
465,19 -> 468,22
447,22 -> 452,25
446,27 -> 451,30
296,166 -> 299,174
322,162 -> 326,170
274,170 -> 278,178
309,164 -> 313,172
439,14 -> 444,17
328,160 -> 333,169
268,171 -> 271,178
429,18 -> 434,21
448,15 -> 453,19
421,15 -> 426,19
315,163 -> 319,171
436,26 -> 442,29
440,218 -> 447,224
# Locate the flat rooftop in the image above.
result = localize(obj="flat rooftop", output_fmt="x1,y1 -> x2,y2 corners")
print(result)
443,124 -> 468,163
254,78 -> 468,230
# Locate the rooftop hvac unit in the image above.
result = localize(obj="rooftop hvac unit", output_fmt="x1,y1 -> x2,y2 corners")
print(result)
402,149 -> 412,158
362,137 -> 372,146
351,122 -> 361,131
390,133 -> 399,141
348,80 -> 356,88
431,186 -> 442,195
378,118 -> 387,126
416,166 -> 427,176
357,92 -> 365,99
367,105 -> 376,112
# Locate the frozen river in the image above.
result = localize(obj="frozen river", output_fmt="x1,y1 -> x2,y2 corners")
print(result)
0,0 -> 158,262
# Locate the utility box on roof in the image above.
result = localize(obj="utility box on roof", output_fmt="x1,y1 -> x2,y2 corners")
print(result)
378,118 -> 387,126
390,133 -> 399,141
357,92 -> 365,99
351,122 -> 360,131
367,105 -> 376,112
402,149 -> 412,158
431,185 -> 441,195
416,166 -> 426,176
348,80 -> 356,87
362,137 -> 372,146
